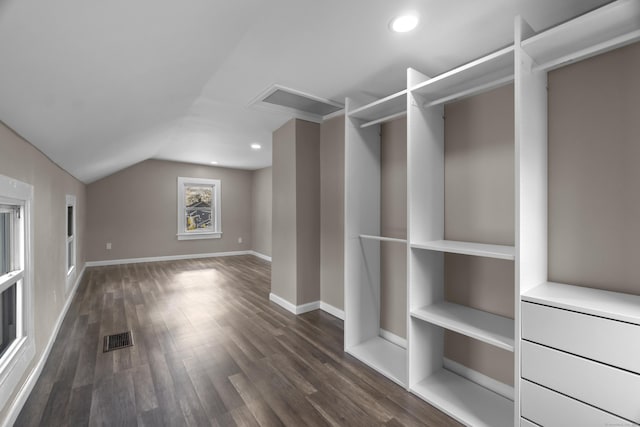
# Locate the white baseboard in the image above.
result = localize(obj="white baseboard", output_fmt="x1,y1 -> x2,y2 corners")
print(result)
85,250 -> 254,267
380,329 -> 407,349
2,264 -> 87,427
269,294 -> 346,321
319,302 -> 344,320
269,293 -> 321,315
443,357 -> 514,401
250,251 -> 272,262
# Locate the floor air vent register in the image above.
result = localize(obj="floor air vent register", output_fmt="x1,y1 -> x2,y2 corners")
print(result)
103,331 -> 134,352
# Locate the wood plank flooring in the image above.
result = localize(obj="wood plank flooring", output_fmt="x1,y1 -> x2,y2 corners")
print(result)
16,255 -> 461,426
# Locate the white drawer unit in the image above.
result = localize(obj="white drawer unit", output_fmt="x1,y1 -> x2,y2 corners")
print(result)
521,341 -> 640,423
522,301 -> 640,374
521,380 -> 630,427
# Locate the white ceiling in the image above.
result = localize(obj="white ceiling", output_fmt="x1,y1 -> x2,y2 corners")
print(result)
0,0 -> 610,183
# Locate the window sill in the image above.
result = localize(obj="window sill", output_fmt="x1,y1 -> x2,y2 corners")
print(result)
177,232 -> 222,241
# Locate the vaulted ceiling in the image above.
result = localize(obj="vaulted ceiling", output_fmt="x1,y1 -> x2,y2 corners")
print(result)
0,0 -> 610,182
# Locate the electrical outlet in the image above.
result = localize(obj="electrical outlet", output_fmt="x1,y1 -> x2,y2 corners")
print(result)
106,242 -> 112,250
237,237 -> 243,244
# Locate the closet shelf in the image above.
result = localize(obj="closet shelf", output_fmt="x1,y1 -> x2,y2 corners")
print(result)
410,45 -> 514,106
347,336 -> 407,387
411,369 -> 514,427
412,301 -> 514,352
522,282 -> 640,325
522,0 -> 640,71
359,234 -> 407,244
360,111 -> 407,129
348,90 -> 407,123
411,240 -> 515,260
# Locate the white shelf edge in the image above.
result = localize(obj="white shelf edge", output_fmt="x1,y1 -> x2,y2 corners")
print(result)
348,90 -> 407,119
359,234 -> 407,244
522,0 -> 640,48
424,75 -> 514,108
409,45 -> 514,92
411,369 -> 514,427
360,111 -> 407,129
411,301 -> 514,352
522,282 -> 640,325
532,29 -> 640,72
410,240 -> 515,260
521,0 -> 640,71
347,336 -> 407,387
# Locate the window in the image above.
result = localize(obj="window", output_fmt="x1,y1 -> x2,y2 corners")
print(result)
0,174 -> 34,409
177,177 -> 221,240
0,209 -> 18,359
65,195 -> 76,280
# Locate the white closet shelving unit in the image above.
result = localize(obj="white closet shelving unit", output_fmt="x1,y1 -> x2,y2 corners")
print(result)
344,90 -> 408,387
515,0 -> 640,425
344,1 -> 640,424
407,45 -> 516,426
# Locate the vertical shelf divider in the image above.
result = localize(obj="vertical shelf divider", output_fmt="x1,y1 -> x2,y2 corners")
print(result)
514,14 -> 549,425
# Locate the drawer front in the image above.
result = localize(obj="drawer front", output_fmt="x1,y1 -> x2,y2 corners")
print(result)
521,341 -> 640,422
521,302 -> 640,374
521,380 -> 629,427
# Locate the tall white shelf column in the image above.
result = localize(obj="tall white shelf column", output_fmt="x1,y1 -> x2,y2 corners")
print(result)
407,46 -> 516,426
344,91 -> 408,387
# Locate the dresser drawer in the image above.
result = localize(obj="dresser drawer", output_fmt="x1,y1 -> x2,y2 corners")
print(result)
522,301 -> 640,374
522,340 -> 640,422
521,380 -> 629,427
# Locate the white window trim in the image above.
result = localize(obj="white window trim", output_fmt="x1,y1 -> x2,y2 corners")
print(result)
177,177 -> 222,240
0,175 -> 35,411
65,195 -> 76,291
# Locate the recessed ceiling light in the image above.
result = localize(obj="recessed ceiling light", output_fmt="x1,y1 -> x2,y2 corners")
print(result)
251,143 -> 262,150
390,14 -> 419,33
210,161 -> 218,165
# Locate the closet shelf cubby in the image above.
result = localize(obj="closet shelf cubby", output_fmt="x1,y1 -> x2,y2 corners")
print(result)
348,90 -> 407,128
411,301 -> 514,352
347,336 -> 407,387
411,369 -> 514,427
521,0 -> 640,71
410,45 -> 514,106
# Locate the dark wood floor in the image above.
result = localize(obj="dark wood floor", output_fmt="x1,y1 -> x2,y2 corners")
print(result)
16,255 -> 460,426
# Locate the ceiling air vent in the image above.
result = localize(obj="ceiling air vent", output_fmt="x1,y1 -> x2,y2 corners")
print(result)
251,85 -> 343,123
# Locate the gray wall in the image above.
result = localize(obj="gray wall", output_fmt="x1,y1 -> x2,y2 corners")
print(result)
295,120 -> 321,305
0,122 -> 86,420
271,119 -> 321,306
86,159 -> 252,261
443,84 -> 515,386
548,41 -> 640,296
271,120 -> 298,304
251,167 -> 272,257
320,115 -> 345,311
380,117 -> 407,339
